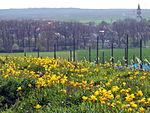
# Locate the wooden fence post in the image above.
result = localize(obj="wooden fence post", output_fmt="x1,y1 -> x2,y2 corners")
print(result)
38,47 -> 39,58
140,39 -> 142,69
111,42 -> 114,63
89,46 -> 91,62
126,34 -> 128,65
70,49 -> 72,62
73,37 -> 75,62
96,36 -> 99,64
54,44 -> 56,59
24,49 -> 26,57
103,51 -> 104,65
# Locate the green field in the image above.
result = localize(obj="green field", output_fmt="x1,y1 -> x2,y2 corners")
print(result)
76,48 -> 150,64
55,17 -> 119,25
0,48 -> 150,64
0,51 -> 70,59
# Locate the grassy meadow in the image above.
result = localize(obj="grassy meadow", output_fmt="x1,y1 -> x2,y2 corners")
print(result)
0,56 -> 150,112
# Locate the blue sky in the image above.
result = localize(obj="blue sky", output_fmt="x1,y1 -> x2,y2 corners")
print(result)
0,0 -> 149,9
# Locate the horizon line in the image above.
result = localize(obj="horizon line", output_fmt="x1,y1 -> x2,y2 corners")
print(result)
0,7 -> 150,10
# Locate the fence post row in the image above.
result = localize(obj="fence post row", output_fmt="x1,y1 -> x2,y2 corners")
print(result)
21,33 -> 145,69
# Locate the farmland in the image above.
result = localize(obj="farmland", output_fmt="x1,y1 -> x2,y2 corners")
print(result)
0,56 -> 150,112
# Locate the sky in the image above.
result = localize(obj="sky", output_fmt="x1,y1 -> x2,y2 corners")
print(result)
0,0 -> 149,9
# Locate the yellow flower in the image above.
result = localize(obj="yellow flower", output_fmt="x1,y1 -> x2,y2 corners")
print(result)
116,95 -> 120,99
125,94 -> 135,102
4,75 -> 8,78
99,81 -> 103,84
106,82 -> 111,87
147,98 -> 150,104
137,90 -> 143,97
128,72 -> 131,75
141,98 -> 146,104
143,72 -> 146,76
120,89 -> 126,94
85,87 -> 90,90
140,76 -> 145,80
17,87 -> 21,91
109,79 -> 112,82
123,82 -> 126,87
122,104 -> 130,108
82,80 -> 87,85
78,74 -> 84,78
60,89 -> 66,93
128,108 -> 133,112
135,71 -> 139,75
94,91 -> 99,96
108,94 -> 114,100
104,77 -> 107,79
116,101 -> 120,104
111,86 -> 119,92
101,101 -> 105,104
139,107 -> 145,113
82,96 -> 88,102
107,102 -> 111,106
126,88 -> 131,93
28,84 -> 32,87
34,104 -> 41,109
111,103 -> 116,107
130,102 -> 137,108
90,95 -> 97,102
129,76 -> 133,80
69,95 -> 72,98
137,100 -> 141,104
37,85 -> 40,88
94,68 -> 99,72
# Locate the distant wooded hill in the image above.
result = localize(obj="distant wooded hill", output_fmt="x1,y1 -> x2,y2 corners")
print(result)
0,8 -> 150,23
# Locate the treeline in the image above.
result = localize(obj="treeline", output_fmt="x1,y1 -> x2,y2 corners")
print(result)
0,18 -> 150,52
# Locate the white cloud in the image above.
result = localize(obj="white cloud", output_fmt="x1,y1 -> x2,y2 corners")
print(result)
0,0 -> 149,9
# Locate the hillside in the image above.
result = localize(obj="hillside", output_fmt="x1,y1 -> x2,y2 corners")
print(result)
0,8 -> 150,23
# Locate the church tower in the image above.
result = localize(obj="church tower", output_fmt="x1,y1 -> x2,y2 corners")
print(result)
137,4 -> 142,22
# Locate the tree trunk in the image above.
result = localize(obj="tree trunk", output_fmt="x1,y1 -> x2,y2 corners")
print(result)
47,38 -> 49,51
118,36 -> 121,48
